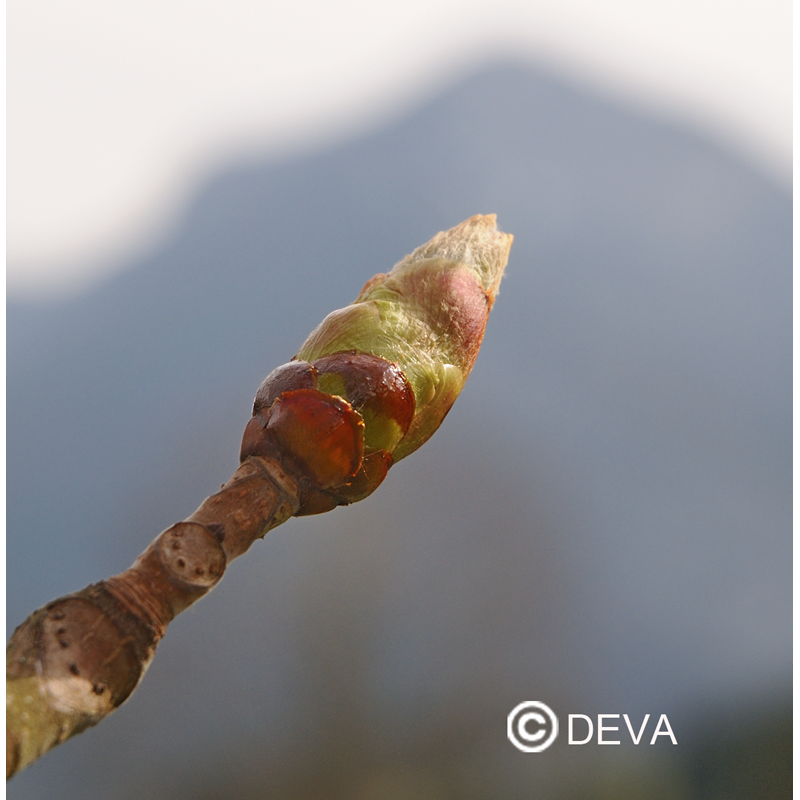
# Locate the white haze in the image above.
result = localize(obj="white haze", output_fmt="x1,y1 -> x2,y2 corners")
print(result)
7,0 -> 791,298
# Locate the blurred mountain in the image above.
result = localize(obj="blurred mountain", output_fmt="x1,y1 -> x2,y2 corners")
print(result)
7,61 -> 790,799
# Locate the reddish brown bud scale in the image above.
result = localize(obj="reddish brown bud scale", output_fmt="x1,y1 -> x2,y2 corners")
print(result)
239,410 -> 277,464
267,389 -> 364,489
252,360 -> 317,413
335,450 -> 392,504
242,351 -> 416,514
313,352 -> 415,453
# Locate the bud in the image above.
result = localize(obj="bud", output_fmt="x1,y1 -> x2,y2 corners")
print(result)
241,214 -> 512,514
296,214 -> 512,459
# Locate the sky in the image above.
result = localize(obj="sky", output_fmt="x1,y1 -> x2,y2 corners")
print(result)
7,0 -> 792,299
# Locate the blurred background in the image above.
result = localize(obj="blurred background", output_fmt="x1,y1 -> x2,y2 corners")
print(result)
7,1 -> 791,798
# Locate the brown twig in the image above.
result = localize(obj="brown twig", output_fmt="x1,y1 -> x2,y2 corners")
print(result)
6,215 -> 512,778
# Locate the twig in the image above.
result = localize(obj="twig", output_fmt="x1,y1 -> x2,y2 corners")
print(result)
6,215 -> 512,778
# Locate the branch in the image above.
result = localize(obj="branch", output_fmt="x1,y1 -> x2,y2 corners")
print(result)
6,215 -> 512,779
